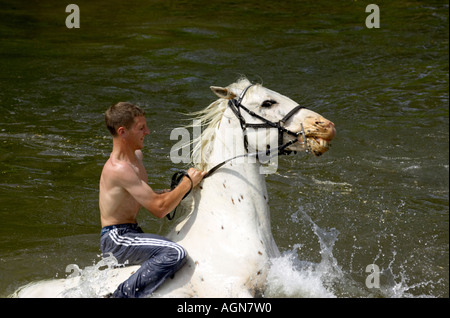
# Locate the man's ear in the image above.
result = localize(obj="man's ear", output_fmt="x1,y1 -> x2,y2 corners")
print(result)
117,126 -> 126,136
210,86 -> 236,99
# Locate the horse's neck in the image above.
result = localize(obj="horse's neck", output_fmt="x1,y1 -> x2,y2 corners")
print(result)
207,110 -> 266,188
201,112 -> 272,232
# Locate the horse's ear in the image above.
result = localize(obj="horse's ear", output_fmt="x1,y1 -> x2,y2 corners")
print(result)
210,86 -> 236,99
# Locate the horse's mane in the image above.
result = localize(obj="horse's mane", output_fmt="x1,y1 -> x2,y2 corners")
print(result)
190,78 -> 253,170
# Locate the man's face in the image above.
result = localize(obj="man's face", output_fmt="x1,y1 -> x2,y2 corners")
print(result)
126,115 -> 150,150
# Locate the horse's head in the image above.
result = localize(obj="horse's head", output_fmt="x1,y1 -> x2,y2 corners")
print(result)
210,79 -> 336,156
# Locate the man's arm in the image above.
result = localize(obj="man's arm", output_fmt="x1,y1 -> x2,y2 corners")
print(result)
117,164 -> 204,219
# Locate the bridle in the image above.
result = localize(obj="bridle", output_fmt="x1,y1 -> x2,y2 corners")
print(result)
202,84 -> 308,178
227,84 -> 306,156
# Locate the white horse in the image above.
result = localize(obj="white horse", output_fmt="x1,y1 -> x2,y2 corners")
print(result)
12,78 -> 335,298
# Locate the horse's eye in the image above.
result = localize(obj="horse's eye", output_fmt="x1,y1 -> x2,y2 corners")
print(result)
261,100 -> 277,107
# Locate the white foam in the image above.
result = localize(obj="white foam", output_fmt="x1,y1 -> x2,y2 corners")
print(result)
61,253 -> 125,298
265,207 -> 344,298
265,246 -> 336,298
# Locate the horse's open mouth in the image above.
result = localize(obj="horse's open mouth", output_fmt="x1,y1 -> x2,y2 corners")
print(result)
313,137 -> 330,148
308,136 -> 332,156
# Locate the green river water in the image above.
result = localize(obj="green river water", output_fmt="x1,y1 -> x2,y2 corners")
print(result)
0,0 -> 448,297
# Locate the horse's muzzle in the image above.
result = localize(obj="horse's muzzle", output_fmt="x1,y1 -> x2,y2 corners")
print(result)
303,118 -> 336,156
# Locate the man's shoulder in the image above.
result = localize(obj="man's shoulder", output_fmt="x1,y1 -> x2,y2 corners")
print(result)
103,158 -> 138,181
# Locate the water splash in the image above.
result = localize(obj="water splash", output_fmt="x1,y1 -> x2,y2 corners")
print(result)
265,245 -> 336,297
265,209 -> 343,298
61,253 -> 124,298
265,206 -> 441,298
376,259 -> 441,298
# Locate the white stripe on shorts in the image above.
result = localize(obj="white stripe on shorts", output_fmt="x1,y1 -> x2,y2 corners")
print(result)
108,228 -> 185,261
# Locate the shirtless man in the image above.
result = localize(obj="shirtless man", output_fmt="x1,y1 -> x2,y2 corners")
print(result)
99,102 -> 205,298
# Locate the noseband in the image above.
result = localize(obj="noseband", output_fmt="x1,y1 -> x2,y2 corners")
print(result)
228,84 -> 306,155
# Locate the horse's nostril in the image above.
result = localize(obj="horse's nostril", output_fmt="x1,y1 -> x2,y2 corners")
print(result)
316,120 -> 335,128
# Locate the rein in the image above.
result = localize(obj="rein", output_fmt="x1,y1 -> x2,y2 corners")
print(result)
166,171 -> 192,220
166,84 -> 307,220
